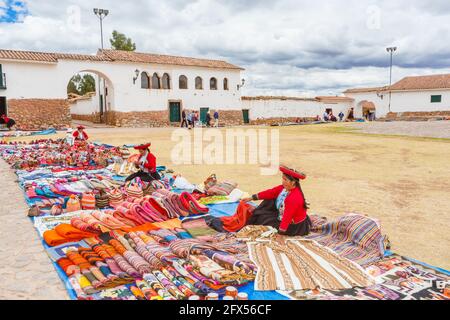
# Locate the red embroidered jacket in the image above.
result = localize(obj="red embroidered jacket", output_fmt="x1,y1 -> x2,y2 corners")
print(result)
257,185 -> 307,232
139,152 -> 157,173
73,130 -> 89,141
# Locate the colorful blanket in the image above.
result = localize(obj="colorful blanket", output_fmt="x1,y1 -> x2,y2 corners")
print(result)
306,214 -> 389,266
248,239 -> 375,291
284,254 -> 450,300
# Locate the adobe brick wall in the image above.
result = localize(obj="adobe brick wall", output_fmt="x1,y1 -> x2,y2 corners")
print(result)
105,110 -> 171,127
250,117 -> 317,125
71,113 -> 102,123
104,109 -> 246,127
8,99 -> 71,130
218,110 -> 244,126
385,111 -> 450,121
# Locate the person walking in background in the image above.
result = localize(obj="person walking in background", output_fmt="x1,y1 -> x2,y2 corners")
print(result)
205,111 -> 212,127
187,110 -> 193,130
323,112 -> 329,122
181,109 -> 188,128
339,111 -> 345,122
194,111 -> 200,127
214,110 -> 219,128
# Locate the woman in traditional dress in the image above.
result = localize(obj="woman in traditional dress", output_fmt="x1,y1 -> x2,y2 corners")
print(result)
125,143 -> 161,182
72,125 -> 89,141
242,165 -> 312,236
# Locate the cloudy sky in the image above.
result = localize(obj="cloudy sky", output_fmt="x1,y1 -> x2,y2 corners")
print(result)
1,0 -> 450,96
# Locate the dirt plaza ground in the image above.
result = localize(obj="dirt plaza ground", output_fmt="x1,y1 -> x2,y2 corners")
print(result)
2,121 -> 449,299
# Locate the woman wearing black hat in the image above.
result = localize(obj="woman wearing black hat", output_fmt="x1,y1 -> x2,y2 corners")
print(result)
125,143 -> 161,182
243,165 -> 312,236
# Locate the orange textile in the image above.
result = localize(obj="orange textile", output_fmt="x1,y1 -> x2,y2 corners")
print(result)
152,218 -> 182,230
55,224 -> 98,240
110,239 -> 127,255
43,229 -> 71,247
128,222 -> 160,233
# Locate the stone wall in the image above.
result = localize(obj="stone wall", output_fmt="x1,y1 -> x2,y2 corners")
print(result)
385,111 -> 450,121
71,113 -> 102,123
250,117 -> 317,126
105,110 -> 171,127
8,99 -> 71,130
218,110 -> 244,126
104,109 -> 246,127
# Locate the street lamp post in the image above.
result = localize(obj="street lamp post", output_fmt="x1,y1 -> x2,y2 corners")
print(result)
386,46 -> 397,113
93,8 -> 109,121
93,8 -> 109,50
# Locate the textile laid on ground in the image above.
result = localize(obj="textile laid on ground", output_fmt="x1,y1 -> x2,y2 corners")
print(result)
305,214 -> 389,266
205,201 -> 254,233
285,254 -> 450,300
235,225 -> 278,241
2,138 -> 448,301
248,238 -> 374,291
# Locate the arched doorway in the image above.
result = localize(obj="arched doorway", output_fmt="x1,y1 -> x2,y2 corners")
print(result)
358,100 -> 376,121
67,70 -> 114,124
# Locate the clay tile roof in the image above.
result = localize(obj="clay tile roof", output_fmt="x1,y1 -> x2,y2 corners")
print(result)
315,96 -> 354,102
98,49 -> 244,70
389,74 -> 450,91
0,49 -> 58,62
0,49 -> 108,62
343,86 -> 388,94
361,101 -> 376,111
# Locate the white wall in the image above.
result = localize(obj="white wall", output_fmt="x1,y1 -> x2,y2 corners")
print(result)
0,59 -> 242,113
345,89 -> 450,118
242,98 -> 352,120
70,96 -> 98,115
391,90 -> 450,113
344,91 -> 389,118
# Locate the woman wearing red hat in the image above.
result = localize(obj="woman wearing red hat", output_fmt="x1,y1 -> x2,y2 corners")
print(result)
72,125 -> 89,141
243,165 -> 311,236
125,143 -> 161,182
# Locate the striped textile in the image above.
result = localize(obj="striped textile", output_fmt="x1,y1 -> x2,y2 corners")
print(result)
248,239 -> 374,291
305,214 -> 389,266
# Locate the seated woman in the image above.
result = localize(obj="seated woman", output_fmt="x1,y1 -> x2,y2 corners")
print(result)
243,165 -> 311,236
125,143 -> 161,182
1,114 -> 16,130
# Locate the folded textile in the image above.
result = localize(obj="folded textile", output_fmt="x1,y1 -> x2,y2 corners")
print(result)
305,214 -> 389,266
55,224 -> 98,240
181,218 -> 219,241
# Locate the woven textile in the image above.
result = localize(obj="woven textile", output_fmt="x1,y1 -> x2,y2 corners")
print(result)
305,214 -> 389,266
248,239 -> 374,291
286,254 -> 450,300
181,218 -> 218,241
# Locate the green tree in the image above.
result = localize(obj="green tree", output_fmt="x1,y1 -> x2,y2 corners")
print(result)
110,30 -> 136,51
67,74 -> 82,95
79,74 -> 96,95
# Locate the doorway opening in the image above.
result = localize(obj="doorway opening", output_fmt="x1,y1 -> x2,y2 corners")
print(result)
242,109 -> 250,124
0,97 -> 6,115
169,101 -> 181,123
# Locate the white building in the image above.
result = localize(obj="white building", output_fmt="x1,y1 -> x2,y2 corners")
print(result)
344,74 -> 450,119
0,49 -> 244,128
241,96 -> 354,123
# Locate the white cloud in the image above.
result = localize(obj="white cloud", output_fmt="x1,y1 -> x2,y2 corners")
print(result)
0,0 -> 449,95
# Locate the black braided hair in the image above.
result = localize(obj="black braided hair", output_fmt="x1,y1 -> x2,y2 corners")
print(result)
283,173 -> 309,210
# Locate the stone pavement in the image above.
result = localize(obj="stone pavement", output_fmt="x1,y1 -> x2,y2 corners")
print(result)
0,159 -> 69,300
